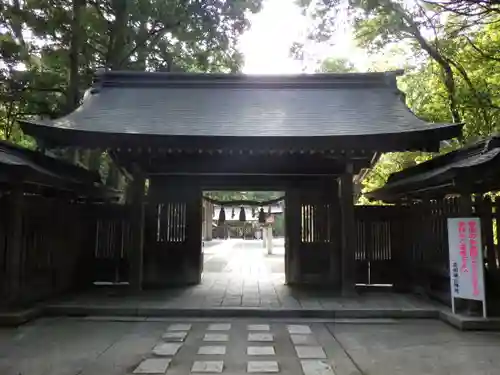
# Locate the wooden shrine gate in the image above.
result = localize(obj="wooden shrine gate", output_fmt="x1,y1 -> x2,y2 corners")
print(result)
143,177 -> 203,287
86,191 -> 405,289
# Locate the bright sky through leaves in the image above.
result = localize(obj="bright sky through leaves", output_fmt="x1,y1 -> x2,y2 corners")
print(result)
239,0 -> 371,74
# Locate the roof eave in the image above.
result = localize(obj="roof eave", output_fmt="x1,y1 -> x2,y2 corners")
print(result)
19,119 -> 463,153
367,147 -> 500,201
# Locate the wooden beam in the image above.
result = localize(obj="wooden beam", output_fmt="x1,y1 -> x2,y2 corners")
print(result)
150,174 -> 333,192
115,153 -> 373,177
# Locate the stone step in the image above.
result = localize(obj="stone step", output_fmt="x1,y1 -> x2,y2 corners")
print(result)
43,305 -> 439,319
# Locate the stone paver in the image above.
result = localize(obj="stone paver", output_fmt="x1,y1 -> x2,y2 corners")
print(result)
287,325 -> 312,334
162,331 -> 188,341
248,333 -> 274,342
290,334 -> 318,345
133,358 -> 171,374
198,346 -> 226,355
208,323 -> 231,331
295,346 -> 327,359
191,360 -> 224,373
247,361 -> 280,373
152,342 -> 182,356
203,333 -> 229,342
168,323 -> 192,331
300,360 -> 335,375
247,324 -> 270,331
247,346 -> 276,356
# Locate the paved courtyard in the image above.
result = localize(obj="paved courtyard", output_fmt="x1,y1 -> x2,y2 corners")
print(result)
202,238 -> 285,278
200,238 -> 285,307
1,317 -> 500,375
45,239 -> 438,315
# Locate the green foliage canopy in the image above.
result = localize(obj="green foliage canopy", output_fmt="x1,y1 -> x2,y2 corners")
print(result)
296,0 -> 500,195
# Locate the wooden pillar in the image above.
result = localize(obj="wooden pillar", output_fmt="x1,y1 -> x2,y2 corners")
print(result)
202,201 -> 206,240
266,226 -> 273,255
328,177 -> 340,286
392,203 -> 411,292
339,163 -> 357,296
130,168 -> 146,292
285,186 -> 301,285
204,201 -> 213,241
6,184 -> 24,306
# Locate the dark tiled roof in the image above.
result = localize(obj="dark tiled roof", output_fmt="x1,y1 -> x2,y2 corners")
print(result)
367,136 -> 500,201
0,141 -> 101,188
20,70 -> 461,150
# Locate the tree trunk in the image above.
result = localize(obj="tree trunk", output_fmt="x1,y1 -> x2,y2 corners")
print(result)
67,0 -> 84,112
107,0 -> 129,69
66,0 -> 85,163
101,0 -> 129,188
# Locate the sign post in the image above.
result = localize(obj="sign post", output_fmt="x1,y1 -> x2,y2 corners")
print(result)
447,218 -> 487,317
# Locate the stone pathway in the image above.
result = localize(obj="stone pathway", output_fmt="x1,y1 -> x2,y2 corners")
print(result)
199,239 -> 285,308
131,321 -> 347,374
2,317 -> 500,375
203,239 -> 285,276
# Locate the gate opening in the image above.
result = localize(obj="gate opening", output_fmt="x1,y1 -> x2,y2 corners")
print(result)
201,191 -> 285,285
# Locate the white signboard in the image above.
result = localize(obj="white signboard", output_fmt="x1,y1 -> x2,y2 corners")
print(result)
447,217 -> 486,316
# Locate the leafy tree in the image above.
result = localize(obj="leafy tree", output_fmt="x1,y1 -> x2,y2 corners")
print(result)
204,191 -> 284,203
298,0 -> 500,194
318,57 -> 356,72
0,0 -> 263,186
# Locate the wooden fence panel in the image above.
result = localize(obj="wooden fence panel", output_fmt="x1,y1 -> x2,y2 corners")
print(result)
0,189 -> 134,308
354,206 -> 399,285
405,198 -> 459,305
3,195 -> 91,306
91,204 -> 133,283
401,196 -> 500,307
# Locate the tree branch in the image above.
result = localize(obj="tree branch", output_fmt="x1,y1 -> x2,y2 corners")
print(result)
464,35 -> 500,61
118,21 -> 181,67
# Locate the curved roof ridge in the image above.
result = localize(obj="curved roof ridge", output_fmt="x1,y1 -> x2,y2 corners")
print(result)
91,69 -> 404,90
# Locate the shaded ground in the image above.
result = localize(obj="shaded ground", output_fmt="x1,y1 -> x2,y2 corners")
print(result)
328,319 -> 500,375
1,317 -> 500,375
45,239 -> 438,313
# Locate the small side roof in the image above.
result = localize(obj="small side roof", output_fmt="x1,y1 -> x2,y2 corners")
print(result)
366,136 -> 500,202
0,141 -> 115,197
20,70 -> 462,152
